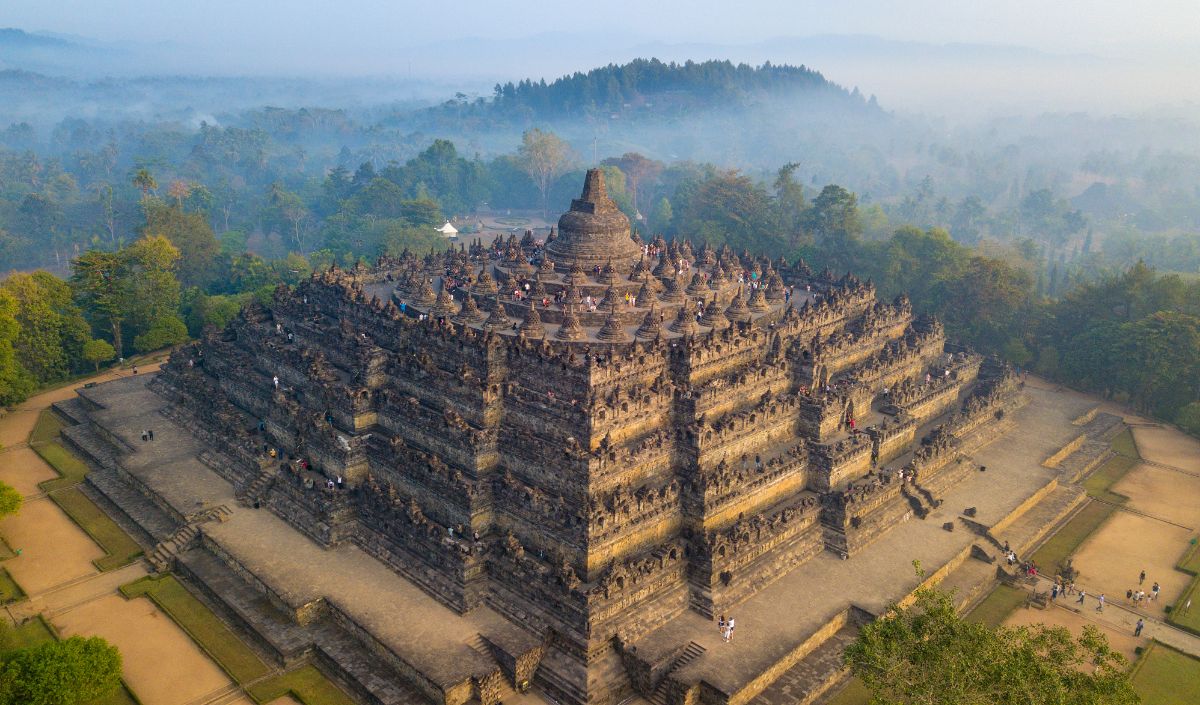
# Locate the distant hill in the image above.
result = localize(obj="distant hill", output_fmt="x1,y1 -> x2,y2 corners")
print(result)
0,28 -> 73,49
433,59 -> 873,123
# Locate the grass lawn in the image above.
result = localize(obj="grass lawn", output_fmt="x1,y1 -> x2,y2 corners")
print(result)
35,440 -> 93,492
247,665 -> 355,705
48,487 -> 143,571
0,566 -> 26,604
822,677 -> 870,705
121,574 -> 270,684
1168,566 -> 1200,635
29,408 -> 65,445
0,615 -> 55,651
1031,501 -> 1117,574
1130,642 -> 1200,705
966,584 -> 1029,627
1080,454 -> 1137,504
84,684 -> 141,705
1111,428 -> 1139,458
1178,538 -> 1200,575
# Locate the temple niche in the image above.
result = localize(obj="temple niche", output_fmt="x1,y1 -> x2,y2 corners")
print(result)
151,169 -> 1023,705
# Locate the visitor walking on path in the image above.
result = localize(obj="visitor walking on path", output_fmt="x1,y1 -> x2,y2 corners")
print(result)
1135,619 -> 1145,637
1139,570 -> 1146,585
1152,582 -> 1160,601
1077,590 -> 1087,605
1097,594 -> 1106,612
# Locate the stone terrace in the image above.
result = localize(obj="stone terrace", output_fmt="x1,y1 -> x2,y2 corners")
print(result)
72,372 -> 1098,705
629,381 -> 1096,703
75,375 -> 542,705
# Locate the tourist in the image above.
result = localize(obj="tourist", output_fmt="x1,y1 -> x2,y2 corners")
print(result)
273,375 -> 280,389
1139,569 -> 1146,585
1077,590 -> 1087,605
141,429 -> 149,442
727,617 -> 735,643
1097,593 -> 1105,612
718,614 -> 726,636
148,429 -> 154,441
1127,588 -> 1134,603
1135,619 -> 1145,637
1151,582 -> 1160,601
1052,583 -> 1059,600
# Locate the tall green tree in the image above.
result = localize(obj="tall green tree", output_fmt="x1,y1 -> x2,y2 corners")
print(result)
518,128 -> 572,218
0,272 -> 92,383
805,184 -> 862,272
845,580 -> 1137,705
0,635 -> 122,705
0,289 -> 32,405
142,198 -> 219,287
71,236 -> 182,356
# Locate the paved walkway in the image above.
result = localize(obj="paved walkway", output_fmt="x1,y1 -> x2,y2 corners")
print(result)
1028,574 -> 1200,658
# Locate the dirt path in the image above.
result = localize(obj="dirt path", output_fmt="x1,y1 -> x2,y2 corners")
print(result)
0,362 -> 268,705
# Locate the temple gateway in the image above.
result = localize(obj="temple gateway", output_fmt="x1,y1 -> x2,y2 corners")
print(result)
62,169 -> 1097,705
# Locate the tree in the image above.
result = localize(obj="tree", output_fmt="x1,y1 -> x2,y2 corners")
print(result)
773,162 -> 807,246
142,198 -> 220,287
70,251 -> 128,355
1177,402 -> 1200,438
82,338 -> 116,371
0,635 -> 122,705
518,128 -> 572,218
648,197 -> 673,236
845,579 -> 1137,705
71,236 -> 181,357
806,184 -> 863,272
0,272 -> 92,383
0,481 -> 21,518
0,289 -> 34,406
133,315 -> 188,354
602,153 -> 662,215
131,168 -> 157,200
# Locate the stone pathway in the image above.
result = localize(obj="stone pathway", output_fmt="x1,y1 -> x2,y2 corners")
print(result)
1027,574 -> 1200,659
0,361 -> 271,705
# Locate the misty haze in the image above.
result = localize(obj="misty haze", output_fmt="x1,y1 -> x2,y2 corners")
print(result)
0,3 -> 1198,705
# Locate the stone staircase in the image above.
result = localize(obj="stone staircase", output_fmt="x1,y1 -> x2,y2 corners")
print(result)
648,642 -> 706,705
178,548 -> 429,705
149,524 -> 201,572
149,504 -> 233,572
237,466 -> 279,507
85,465 -> 181,542
190,504 -> 234,524
750,627 -> 857,705
466,634 -> 518,703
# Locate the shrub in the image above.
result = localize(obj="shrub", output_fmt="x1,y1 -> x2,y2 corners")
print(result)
0,636 -> 121,705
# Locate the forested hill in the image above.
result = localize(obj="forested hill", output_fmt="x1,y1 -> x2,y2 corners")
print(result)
422,59 -> 878,123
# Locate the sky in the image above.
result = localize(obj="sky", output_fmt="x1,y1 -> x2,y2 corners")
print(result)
7,0 -> 1197,57
4,0 -> 1198,116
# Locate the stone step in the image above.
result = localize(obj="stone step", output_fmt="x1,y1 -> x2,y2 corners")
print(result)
61,423 -> 121,470
992,485 -> 1088,561
51,397 -> 89,426
178,548 -> 428,705
85,466 -> 179,542
648,641 -> 706,705
747,626 -> 858,705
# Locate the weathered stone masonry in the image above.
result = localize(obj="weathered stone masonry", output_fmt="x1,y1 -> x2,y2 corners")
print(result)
150,169 -> 1019,705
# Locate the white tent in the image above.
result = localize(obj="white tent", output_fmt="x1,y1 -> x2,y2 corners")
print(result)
437,221 -> 458,237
